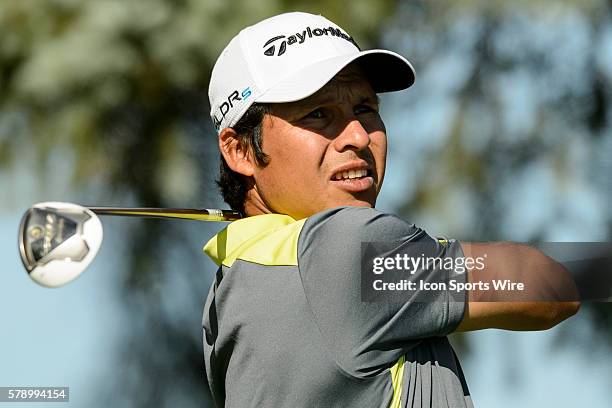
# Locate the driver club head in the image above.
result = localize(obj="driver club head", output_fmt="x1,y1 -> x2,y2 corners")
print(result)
18,202 -> 103,288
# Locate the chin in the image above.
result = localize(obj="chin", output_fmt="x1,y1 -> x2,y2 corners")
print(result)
331,199 -> 375,209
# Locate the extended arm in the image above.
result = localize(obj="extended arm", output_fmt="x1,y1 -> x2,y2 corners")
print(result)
456,242 -> 581,332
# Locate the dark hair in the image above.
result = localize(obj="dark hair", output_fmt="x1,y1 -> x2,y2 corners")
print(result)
217,104 -> 271,213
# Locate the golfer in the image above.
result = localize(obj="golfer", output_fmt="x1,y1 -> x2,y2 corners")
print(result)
202,12 -> 580,407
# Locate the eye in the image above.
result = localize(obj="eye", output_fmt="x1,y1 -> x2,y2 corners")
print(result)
303,108 -> 325,120
354,104 -> 378,115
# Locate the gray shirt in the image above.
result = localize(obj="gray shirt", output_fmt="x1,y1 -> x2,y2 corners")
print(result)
203,206 -> 473,407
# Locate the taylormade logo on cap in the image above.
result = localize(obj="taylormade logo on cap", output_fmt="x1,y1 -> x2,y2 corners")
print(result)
208,12 -> 416,133
263,26 -> 360,57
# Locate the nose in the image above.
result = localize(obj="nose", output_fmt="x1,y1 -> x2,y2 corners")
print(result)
332,119 -> 370,152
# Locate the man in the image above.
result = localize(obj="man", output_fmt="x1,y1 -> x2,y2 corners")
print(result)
203,12 -> 580,407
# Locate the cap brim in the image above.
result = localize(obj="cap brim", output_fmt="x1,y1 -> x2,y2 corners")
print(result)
255,49 -> 415,103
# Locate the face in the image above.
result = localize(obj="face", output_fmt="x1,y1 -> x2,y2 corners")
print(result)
251,64 -> 387,220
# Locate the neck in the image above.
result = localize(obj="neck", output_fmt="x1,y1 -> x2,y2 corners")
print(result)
243,188 -> 273,217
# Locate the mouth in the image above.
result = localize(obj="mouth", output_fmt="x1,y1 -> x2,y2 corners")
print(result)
330,165 -> 375,193
332,168 -> 369,180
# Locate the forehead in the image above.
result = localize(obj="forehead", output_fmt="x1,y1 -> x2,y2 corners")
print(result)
272,64 -> 377,113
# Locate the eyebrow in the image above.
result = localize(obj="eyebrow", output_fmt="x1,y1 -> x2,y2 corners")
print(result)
299,93 -> 380,110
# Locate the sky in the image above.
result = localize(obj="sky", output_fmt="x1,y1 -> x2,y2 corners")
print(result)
0,213 -> 124,406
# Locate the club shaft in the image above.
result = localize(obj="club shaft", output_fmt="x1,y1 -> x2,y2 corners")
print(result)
87,207 -> 242,222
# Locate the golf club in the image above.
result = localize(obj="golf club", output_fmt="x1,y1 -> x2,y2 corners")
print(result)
18,202 -> 242,288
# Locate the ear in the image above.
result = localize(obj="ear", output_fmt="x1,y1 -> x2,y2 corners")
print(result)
218,127 -> 255,177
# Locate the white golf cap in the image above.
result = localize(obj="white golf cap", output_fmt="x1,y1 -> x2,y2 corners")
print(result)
209,12 -> 416,132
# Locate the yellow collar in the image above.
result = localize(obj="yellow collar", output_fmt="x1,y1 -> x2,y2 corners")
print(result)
203,213 -> 298,266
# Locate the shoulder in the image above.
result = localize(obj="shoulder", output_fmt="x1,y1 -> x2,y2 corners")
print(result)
300,206 -> 424,246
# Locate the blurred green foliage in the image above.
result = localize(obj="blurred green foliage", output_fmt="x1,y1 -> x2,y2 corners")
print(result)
382,0 -> 612,357
0,0 -> 395,198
